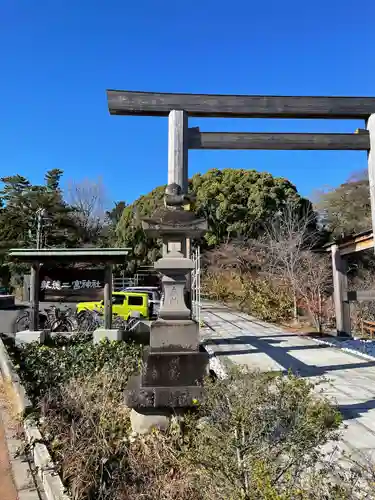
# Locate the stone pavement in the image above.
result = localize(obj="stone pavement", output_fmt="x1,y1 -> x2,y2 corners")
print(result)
0,414 -> 18,500
201,301 -> 375,463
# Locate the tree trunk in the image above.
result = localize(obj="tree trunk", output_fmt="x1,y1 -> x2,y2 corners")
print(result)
317,291 -> 323,333
293,290 -> 299,323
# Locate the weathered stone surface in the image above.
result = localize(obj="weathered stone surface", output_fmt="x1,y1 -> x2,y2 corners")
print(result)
93,328 -> 123,344
130,408 -> 170,434
159,275 -> 191,320
150,319 -> 199,351
142,349 -> 209,387
155,243 -> 193,321
153,386 -> 204,407
125,374 -> 155,407
123,320 -> 151,345
124,377 -> 205,408
142,206 -> 207,239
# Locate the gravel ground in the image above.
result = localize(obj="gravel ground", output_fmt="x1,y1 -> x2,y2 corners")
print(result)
320,337 -> 375,360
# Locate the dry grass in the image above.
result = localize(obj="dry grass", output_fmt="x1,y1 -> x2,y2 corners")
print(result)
0,379 -> 22,435
10,335 -> 375,499
35,365 -> 375,500
40,370 -> 201,500
202,270 -> 294,323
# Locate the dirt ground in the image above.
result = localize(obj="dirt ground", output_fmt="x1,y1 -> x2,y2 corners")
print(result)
0,385 -> 18,500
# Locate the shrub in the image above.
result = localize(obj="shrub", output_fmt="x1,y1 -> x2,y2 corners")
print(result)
185,368 -> 347,499
40,370 -> 202,500
40,371 -> 133,500
202,271 -> 239,302
37,365 -> 364,500
241,278 -> 293,322
9,335 -> 373,499
202,271 -> 293,323
11,337 -> 141,404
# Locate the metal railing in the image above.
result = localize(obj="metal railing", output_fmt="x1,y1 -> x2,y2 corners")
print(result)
112,276 -> 139,291
191,246 -> 201,323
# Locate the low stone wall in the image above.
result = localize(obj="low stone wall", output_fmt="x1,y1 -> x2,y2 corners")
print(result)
0,338 -> 70,500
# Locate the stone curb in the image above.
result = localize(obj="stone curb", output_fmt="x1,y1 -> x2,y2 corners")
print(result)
0,339 -> 32,415
309,336 -> 375,362
0,338 -> 70,500
206,343 -> 228,379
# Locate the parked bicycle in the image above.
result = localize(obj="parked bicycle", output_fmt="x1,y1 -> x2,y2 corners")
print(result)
15,305 -> 128,335
76,308 -> 103,332
15,305 -> 77,333
14,310 -> 43,332
76,308 -> 127,332
44,305 -> 77,332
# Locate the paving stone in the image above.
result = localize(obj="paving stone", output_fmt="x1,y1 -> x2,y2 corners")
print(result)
11,459 -> 34,491
289,348 -> 361,367
340,420 -> 375,450
201,301 -> 375,461
6,438 -> 22,460
227,352 -> 285,371
17,489 -> 40,500
334,384 -> 375,400
353,409 -> 375,433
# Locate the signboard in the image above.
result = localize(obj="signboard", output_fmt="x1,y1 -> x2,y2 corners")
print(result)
39,268 -> 105,302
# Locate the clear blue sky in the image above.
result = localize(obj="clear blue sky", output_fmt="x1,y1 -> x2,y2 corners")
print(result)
1,0 -> 374,206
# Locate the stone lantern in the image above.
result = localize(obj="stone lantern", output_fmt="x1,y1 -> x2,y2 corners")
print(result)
125,183 -> 209,431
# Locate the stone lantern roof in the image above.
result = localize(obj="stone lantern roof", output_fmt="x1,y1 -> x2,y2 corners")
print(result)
141,183 -> 207,238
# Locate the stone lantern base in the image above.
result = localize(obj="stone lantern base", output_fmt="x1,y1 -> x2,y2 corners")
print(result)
125,343 -> 209,409
124,317 -> 209,413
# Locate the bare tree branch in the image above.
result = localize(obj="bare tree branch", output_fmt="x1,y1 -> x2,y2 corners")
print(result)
294,251 -> 332,332
65,177 -> 108,243
261,200 -> 319,321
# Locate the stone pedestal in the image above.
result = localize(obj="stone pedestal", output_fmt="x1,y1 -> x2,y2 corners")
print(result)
124,183 -> 209,431
130,408 -> 170,435
15,330 -> 46,346
150,319 -> 199,351
93,328 -> 123,344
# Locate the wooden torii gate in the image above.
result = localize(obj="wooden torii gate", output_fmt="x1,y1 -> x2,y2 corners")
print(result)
323,230 -> 374,336
106,90 -> 375,335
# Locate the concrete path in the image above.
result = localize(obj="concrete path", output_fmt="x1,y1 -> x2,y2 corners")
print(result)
201,301 -> 375,463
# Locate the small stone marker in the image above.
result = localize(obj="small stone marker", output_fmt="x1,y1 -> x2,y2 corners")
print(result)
93,329 -> 123,344
15,330 -> 46,346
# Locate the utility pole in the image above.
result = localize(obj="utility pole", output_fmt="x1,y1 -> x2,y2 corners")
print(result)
36,208 -> 46,249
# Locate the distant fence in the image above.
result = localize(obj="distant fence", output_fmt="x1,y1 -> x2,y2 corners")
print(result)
113,272 -> 161,291
113,277 -> 138,291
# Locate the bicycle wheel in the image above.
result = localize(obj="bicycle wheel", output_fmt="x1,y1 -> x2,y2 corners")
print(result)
15,312 -> 30,332
112,315 -> 126,330
78,310 -> 95,332
50,319 -> 73,333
